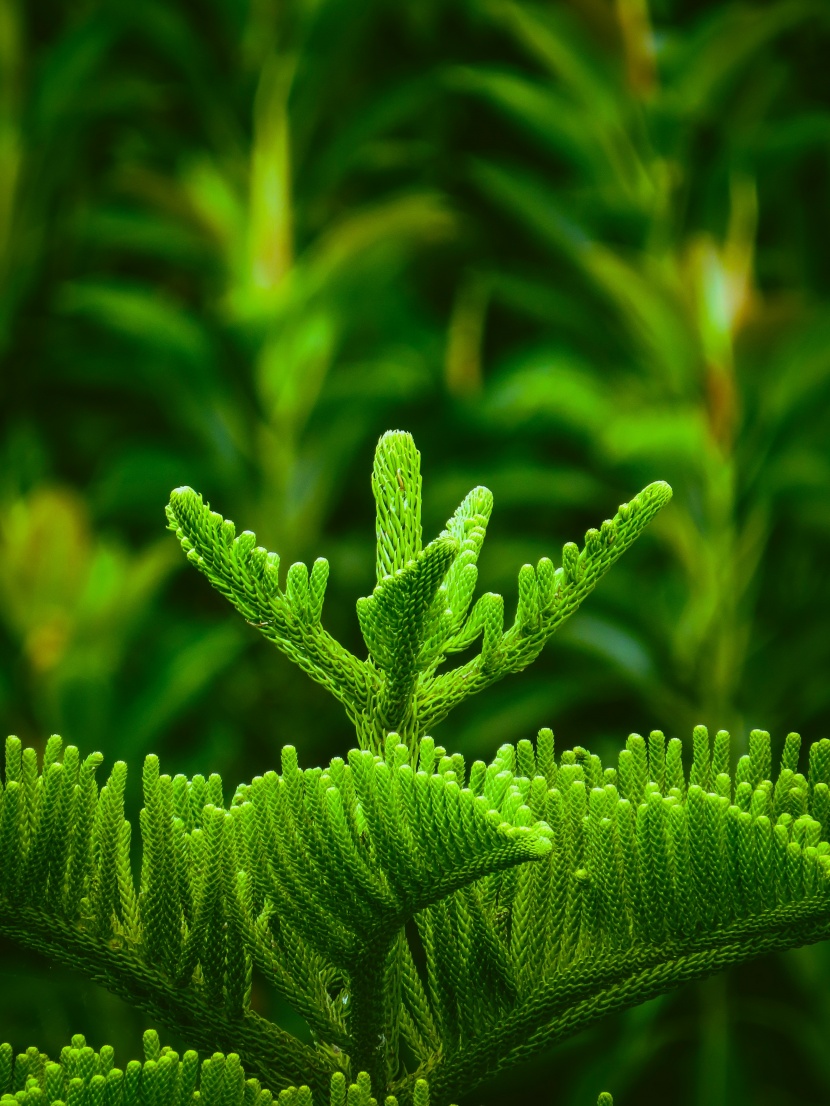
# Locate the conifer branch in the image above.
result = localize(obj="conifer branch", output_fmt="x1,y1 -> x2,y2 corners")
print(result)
0,726 -> 553,1101
419,910 -> 830,1103
240,734 -> 552,963
5,718 -> 830,1105
167,431 -> 670,755
8,432 -> 830,1106
165,488 -> 371,714
0,908 -> 326,1095
392,726 -> 830,1103
417,479 -> 673,731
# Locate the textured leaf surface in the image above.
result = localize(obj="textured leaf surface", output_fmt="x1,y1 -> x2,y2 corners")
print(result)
168,432 -> 671,755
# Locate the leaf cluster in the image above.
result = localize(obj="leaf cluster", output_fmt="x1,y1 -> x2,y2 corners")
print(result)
165,432 -> 671,754
3,713 -> 830,1103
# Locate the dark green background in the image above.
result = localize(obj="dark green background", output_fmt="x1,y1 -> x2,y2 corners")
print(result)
1,0 -> 830,1101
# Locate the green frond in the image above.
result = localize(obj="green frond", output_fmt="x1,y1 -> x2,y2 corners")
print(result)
165,487 -> 368,715
372,431 -> 424,582
0,1034 -> 463,1106
240,736 -> 552,973
418,479 -> 673,732
168,433 -> 669,755
356,536 -> 458,740
419,485 -> 494,662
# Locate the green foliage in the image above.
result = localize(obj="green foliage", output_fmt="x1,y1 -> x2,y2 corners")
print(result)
4,716 -> 830,1102
165,432 -> 671,752
3,434 -> 830,1105
0,1030 -> 437,1106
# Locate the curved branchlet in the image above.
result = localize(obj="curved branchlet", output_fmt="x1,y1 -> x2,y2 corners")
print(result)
416,478 -> 673,733
372,428 -> 425,581
238,734 -> 551,967
167,431 -> 671,754
357,537 -> 458,744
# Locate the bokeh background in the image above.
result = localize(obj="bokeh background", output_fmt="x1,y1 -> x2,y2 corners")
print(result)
1,0 -> 830,1101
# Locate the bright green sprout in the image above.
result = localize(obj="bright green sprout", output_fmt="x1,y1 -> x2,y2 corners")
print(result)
165,430 -> 672,753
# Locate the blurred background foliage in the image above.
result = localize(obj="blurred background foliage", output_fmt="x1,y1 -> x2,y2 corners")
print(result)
1,0 -> 829,1101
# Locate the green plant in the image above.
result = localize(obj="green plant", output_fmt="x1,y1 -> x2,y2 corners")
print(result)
3,430 -> 830,1106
